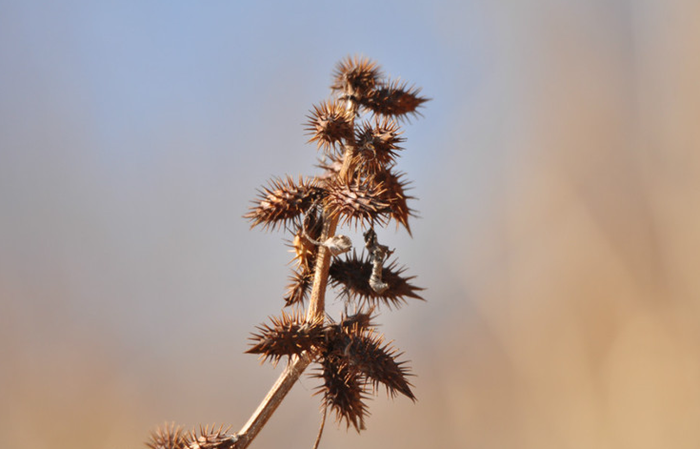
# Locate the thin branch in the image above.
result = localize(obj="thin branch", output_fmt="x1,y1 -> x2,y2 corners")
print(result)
312,405 -> 328,449
234,353 -> 313,449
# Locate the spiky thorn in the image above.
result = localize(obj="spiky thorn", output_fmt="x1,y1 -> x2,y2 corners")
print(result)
314,354 -> 369,432
368,169 -> 415,234
283,267 -> 314,307
305,100 -> 355,154
338,308 -> 376,332
246,311 -> 325,366
323,174 -> 392,229
343,330 -> 416,401
331,55 -> 383,104
313,314 -> 415,431
316,152 -> 344,181
187,425 -> 237,449
245,176 -> 325,231
362,79 -> 429,121
147,423 -> 188,449
354,117 -> 405,174
313,326 -> 371,432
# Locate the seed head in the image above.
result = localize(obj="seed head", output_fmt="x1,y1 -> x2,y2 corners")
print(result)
355,117 -> 404,173
331,55 -> 383,102
245,176 -> 325,230
343,331 -> 415,401
323,174 -> 391,228
187,424 -> 237,449
283,266 -> 314,307
338,308 -> 376,332
246,311 -> 325,365
362,79 -> 429,120
314,344 -> 370,432
329,251 -> 425,309
370,170 -> 415,234
306,100 -> 354,153
147,423 -> 188,449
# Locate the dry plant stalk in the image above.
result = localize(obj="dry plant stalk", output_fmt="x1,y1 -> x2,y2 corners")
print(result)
146,56 -> 428,449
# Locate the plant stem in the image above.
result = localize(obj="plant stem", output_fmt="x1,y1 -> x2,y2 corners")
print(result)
233,99 -> 358,449
234,353 -> 313,449
306,97 -> 358,321
305,142 -> 356,320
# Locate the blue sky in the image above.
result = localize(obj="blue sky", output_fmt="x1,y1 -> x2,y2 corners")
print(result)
0,0 -> 495,352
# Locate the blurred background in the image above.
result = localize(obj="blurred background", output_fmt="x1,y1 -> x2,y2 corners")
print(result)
2,1 -> 700,448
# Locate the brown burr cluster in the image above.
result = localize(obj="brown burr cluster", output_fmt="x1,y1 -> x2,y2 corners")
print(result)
244,55 -> 427,431
147,55 -> 428,448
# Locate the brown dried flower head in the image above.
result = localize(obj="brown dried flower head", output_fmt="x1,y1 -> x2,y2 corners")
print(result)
363,79 -> 429,120
305,100 -> 354,153
246,311 -> 325,365
283,265 -> 314,307
245,176 -> 324,230
338,308 -> 376,332
323,174 -> 391,228
342,330 -> 415,400
315,152 -> 344,183
370,169 -> 415,234
354,117 -> 404,173
329,251 -> 425,309
315,352 -> 370,432
313,317 -> 415,431
187,425 -> 237,449
331,55 -> 382,101
147,423 -> 188,449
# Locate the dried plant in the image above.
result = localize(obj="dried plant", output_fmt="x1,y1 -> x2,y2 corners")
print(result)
146,56 -> 428,449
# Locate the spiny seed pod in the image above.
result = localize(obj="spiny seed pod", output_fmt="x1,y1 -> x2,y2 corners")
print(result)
316,152 -> 344,181
338,309 -> 376,332
362,79 -> 429,120
370,170 -> 415,234
355,117 -> 404,173
245,176 -> 324,230
314,349 -> 370,432
329,251 -> 425,309
324,174 -> 391,228
187,425 -> 237,449
331,55 -> 383,102
305,100 -> 354,153
147,423 -> 188,449
283,266 -> 314,307
322,320 -> 414,400
344,331 -> 415,401
246,311 -> 325,365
